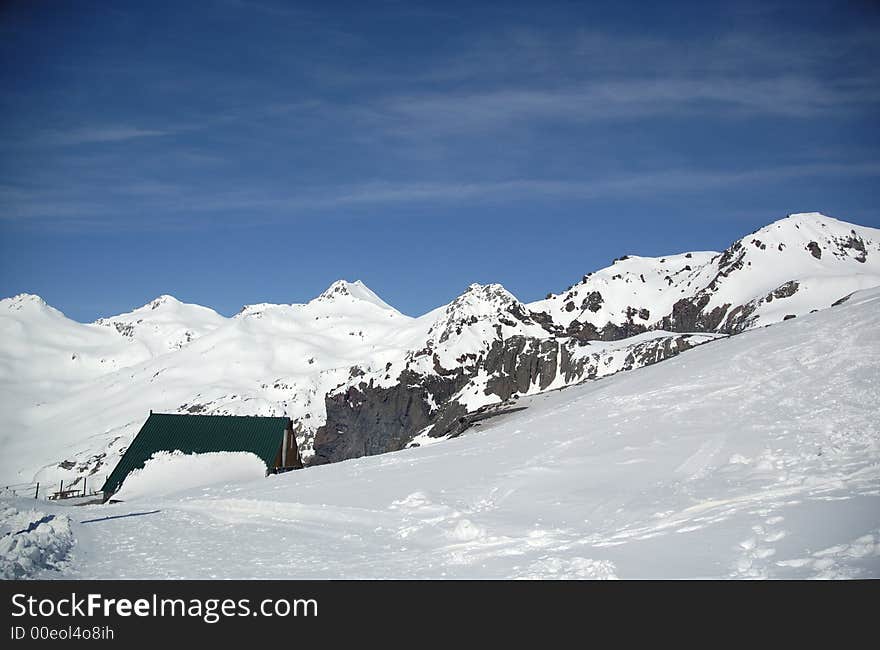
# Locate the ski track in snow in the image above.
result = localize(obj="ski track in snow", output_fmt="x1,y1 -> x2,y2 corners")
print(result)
7,288 -> 875,580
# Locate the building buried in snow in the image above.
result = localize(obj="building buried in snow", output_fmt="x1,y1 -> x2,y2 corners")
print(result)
100,413 -> 303,501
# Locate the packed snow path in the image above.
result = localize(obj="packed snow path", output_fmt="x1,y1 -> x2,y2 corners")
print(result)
14,289 -> 880,579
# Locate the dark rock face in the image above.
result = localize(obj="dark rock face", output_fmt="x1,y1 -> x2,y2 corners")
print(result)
565,319 -> 600,343
529,310 -> 564,336
807,241 -> 822,259
772,280 -> 800,300
583,291 -> 604,312
311,330 -> 711,465
314,335 -> 567,464
597,320 -> 649,341
657,294 -> 729,333
843,233 -> 867,263
311,369 -> 470,465
721,302 -> 757,334
484,337 -> 560,400
721,280 -> 800,334
621,335 -> 699,370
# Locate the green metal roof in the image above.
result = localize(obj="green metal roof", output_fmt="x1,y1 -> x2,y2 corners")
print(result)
101,413 -> 290,496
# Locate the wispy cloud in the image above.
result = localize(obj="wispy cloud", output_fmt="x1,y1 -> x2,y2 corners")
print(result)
365,76 -> 880,138
35,126 -> 171,146
3,161 -> 878,228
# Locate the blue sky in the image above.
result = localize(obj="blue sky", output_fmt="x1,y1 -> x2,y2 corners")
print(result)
1,0 -> 878,321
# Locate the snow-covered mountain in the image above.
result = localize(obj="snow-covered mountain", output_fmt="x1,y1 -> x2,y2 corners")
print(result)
529,212 -> 880,338
1,212 -> 878,496
6,285 -> 878,579
93,294 -> 225,356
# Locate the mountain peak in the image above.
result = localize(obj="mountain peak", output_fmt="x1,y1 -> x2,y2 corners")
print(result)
315,280 -> 395,311
766,212 -> 853,232
460,283 -> 517,304
143,294 -> 182,310
440,282 -> 526,322
786,212 -> 828,221
2,292 -> 47,307
0,293 -> 55,314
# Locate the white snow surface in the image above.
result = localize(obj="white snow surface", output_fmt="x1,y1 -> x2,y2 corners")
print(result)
5,286 -> 878,579
0,504 -> 75,579
112,451 -> 268,502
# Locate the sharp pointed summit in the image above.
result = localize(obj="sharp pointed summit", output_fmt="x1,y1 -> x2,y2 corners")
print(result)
314,279 -> 397,311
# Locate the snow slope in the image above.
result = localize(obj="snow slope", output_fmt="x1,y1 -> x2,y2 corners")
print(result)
8,286 -> 878,579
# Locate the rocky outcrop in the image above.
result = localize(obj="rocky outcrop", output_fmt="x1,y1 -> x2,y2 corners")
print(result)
721,280 -> 800,334
311,369 -> 471,465
311,331 -> 716,464
656,294 -> 730,333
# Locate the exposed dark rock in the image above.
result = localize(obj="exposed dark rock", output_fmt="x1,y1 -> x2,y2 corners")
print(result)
484,337 -> 559,400
529,310 -> 563,336
720,281 -> 799,333
311,329 -> 715,465
722,302 -> 757,334
565,319 -> 600,343
621,335 -> 699,370
658,294 -> 728,332
772,280 -> 799,300
807,241 -> 822,259
582,291 -> 604,312
599,321 -> 648,341
842,234 -> 867,262
312,368 -> 470,465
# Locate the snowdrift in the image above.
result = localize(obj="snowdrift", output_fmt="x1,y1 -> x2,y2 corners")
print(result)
0,505 -> 74,579
112,451 -> 268,501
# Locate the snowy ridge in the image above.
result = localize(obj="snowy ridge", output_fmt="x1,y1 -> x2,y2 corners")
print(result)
94,294 -> 226,356
529,212 -> 880,336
